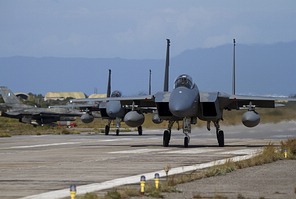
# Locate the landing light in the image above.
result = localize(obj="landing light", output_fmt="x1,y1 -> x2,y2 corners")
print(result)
284,149 -> 288,158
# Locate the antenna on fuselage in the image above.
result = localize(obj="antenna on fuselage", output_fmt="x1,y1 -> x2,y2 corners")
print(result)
163,39 -> 170,92
149,69 -> 152,95
107,69 -> 111,97
232,39 -> 236,95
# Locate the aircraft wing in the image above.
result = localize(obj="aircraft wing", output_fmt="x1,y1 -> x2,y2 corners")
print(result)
38,107 -> 84,116
111,95 -> 155,107
4,107 -> 83,117
49,103 -> 100,111
227,95 -> 272,109
200,92 -> 294,110
71,95 -> 156,108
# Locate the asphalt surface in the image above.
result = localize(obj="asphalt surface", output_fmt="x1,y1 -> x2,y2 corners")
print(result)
0,121 -> 295,199
164,159 -> 296,199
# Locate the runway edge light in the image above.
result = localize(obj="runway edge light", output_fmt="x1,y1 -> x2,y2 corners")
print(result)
70,184 -> 76,199
284,149 -> 288,158
154,173 -> 160,189
140,175 -> 146,195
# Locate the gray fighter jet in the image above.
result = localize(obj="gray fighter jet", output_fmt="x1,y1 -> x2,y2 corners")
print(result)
0,86 -> 84,126
70,69 -> 147,135
83,39 -> 294,147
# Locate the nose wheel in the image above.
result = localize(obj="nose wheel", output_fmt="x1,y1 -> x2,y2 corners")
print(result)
182,117 -> 191,148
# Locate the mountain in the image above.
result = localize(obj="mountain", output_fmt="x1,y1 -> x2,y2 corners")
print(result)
1,41 -> 296,96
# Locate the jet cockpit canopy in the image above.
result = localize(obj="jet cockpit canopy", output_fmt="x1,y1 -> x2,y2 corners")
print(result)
174,74 -> 194,89
111,90 -> 122,97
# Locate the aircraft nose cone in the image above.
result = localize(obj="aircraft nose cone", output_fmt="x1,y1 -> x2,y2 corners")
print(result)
106,101 -> 124,118
169,100 -> 189,117
169,87 -> 196,118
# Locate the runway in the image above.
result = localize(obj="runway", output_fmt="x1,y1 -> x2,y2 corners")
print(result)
0,121 -> 295,199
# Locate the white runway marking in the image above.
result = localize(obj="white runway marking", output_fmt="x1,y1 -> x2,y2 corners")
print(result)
8,142 -> 81,149
217,148 -> 260,155
0,138 -> 141,150
271,135 -> 296,138
21,148 -> 259,199
161,148 -> 223,154
109,148 -> 169,154
98,138 -> 133,142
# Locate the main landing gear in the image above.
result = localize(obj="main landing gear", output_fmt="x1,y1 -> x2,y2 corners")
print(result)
207,121 -> 224,147
162,117 -> 194,148
105,124 -> 110,135
163,121 -> 174,147
104,120 -> 143,136
216,130 -> 224,147
138,126 -> 143,135
105,120 -> 111,135
104,118 -> 121,136
105,124 -> 120,135
214,121 -> 224,147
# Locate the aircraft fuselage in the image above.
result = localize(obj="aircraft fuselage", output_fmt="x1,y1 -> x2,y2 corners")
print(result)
106,100 -> 125,119
169,86 -> 199,118
168,74 -> 199,118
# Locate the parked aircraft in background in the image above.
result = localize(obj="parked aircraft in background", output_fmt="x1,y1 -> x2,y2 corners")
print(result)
0,86 -> 85,126
70,69 -> 149,135
72,39 -> 295,147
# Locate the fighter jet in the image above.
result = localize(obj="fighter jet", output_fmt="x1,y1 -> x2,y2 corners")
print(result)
69,69 -> 149,135
90,39 -> 295,147
0,86 -> 85,126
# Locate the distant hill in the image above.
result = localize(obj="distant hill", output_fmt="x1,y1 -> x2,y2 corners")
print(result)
1,41 -> 295,96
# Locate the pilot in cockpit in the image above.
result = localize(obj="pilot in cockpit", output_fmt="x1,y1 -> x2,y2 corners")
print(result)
174,74 -> 193,89
111,90 -> 122,97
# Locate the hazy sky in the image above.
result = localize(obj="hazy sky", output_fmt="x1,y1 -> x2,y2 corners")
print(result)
1,0 -> 296,59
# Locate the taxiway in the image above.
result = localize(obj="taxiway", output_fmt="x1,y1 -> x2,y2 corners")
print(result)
0,121 -> 295,199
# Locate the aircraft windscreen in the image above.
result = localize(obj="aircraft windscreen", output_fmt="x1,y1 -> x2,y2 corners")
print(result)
111,90 -> 122,97
174,74 -> 193,89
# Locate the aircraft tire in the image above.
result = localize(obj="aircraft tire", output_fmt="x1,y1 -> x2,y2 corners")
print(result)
138,126 -> 143,135
105,125 -> 110,135
163,130 -> 170,147
184,136 -> 189,148
217,130 -> 224,147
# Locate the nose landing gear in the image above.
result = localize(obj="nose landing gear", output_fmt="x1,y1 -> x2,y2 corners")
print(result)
183,117 -> 192,148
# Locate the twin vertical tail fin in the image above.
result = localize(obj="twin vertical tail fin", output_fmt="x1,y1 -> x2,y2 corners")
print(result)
0,86 -> 23,105
232,39 -> 236,95
149,69 -> 152,95
107,69 -> 111,98
163,39 -> 170,92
